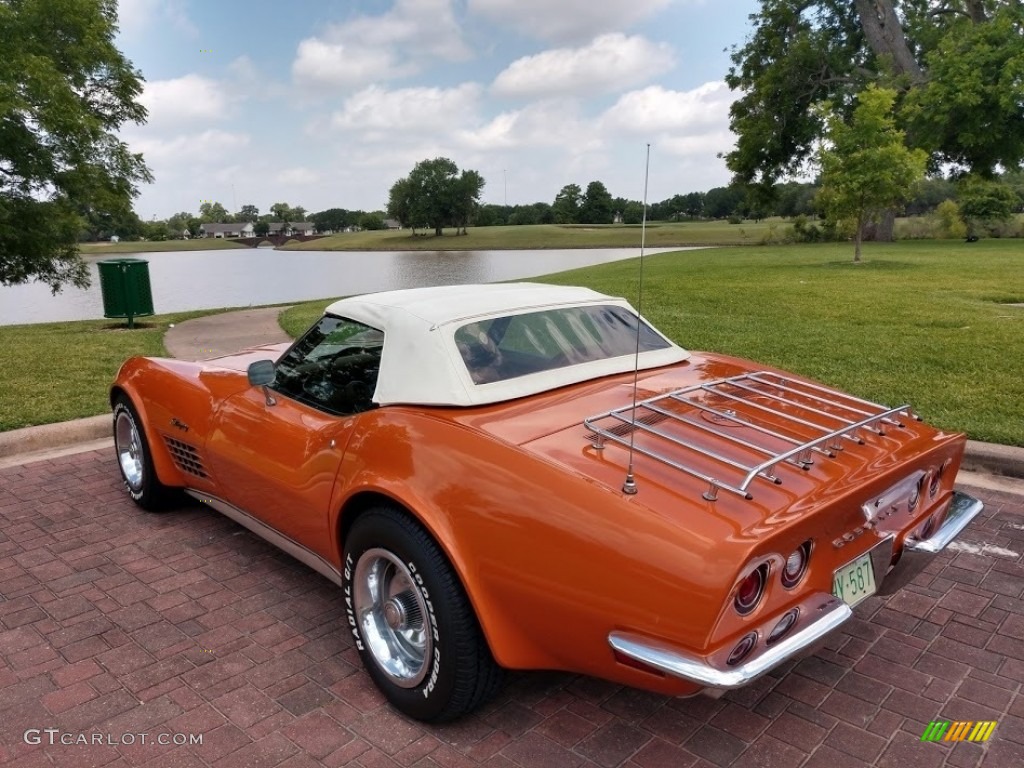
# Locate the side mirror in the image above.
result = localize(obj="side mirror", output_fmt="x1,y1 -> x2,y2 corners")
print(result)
247,360 -> 276,386
247,360 -> 278,406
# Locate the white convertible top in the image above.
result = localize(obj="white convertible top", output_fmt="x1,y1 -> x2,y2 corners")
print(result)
325,283 -> 690,407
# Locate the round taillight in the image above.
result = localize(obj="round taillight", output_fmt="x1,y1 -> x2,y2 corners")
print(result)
767,609 -> 800,645
734,565 -> 767,615
727,632 -> 758,666
930,462 -> 947,498
781,541 -> 811,589
908,477 -> 921,512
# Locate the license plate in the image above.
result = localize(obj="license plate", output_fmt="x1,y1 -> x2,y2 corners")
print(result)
833,553 -> 877,606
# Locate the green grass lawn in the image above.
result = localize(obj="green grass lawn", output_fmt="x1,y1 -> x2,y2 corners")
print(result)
80,239 -> 247,254
285,220 -> 780,251
279,239 -> 1024,446
0,310 -> 226,431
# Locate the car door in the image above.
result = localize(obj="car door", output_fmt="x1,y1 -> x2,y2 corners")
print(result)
205,315 -> 384,562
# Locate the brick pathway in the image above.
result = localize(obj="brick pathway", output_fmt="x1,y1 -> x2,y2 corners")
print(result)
1,449 -> 1022,768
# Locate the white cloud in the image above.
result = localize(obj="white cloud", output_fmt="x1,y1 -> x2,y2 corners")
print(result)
292,40 -> 408,89
127,129 -> 251,166
330,84 -> 483,140
601,81 -> 734,136
459,100 -> 600,153
277,167 -> 322,186
469,0 -> 673,42
492,34 -> 674,98
292,0 -> 470,90
139,75 -> 230,127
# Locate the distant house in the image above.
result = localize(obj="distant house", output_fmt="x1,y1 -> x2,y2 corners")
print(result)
200,222 -> 255,239
383,218 -> 402,230
268,222 -> 315,236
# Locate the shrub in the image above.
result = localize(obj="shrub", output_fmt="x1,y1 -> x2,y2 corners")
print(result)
933,199 -> 967,239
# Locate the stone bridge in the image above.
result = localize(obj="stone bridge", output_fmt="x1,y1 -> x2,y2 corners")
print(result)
230,233 -> 327,248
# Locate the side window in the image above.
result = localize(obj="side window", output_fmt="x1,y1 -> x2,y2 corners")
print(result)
271,315 -> 383,416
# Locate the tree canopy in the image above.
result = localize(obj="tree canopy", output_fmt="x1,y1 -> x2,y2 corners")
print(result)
387,158 -> 485,236
1,0 -> 151,291
726,1 -> 1024,195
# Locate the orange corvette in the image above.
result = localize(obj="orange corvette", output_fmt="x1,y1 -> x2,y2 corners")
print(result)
111,283 -> 982,722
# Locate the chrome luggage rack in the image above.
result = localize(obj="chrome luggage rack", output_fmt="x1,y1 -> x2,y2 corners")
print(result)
583,372 -> 916,501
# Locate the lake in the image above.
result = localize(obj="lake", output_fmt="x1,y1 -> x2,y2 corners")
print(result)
0,247 -> 694,325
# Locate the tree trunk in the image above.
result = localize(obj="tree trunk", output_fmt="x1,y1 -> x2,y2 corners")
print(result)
854,219 -> 863,263
965,0 -> 988,23
853,0 -> 925,83
434,226 -> 443,237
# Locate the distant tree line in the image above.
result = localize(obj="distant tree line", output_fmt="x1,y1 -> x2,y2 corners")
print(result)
85,168 -> 1024,244
81,200 -> 389,242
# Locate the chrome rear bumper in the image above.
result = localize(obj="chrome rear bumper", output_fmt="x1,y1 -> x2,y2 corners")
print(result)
609,594 -> 852,690
608,490 -> 983,691
876,490 -> 984,595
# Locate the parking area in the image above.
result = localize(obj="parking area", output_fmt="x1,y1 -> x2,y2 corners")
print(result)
1,449 -> 1022,768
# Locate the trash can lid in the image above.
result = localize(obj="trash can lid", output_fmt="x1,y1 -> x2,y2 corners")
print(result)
97,257 -> 149,264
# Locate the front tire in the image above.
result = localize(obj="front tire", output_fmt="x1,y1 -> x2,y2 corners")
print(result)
112,395 -> 174,511
342,505 -> 502,722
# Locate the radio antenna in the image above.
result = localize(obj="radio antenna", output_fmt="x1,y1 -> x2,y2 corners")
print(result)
622,143 -> 651,496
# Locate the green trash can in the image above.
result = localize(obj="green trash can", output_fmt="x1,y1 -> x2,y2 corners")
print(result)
98,258 -> 154,328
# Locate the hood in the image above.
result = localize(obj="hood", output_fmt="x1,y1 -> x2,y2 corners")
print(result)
202,342 -> 292,372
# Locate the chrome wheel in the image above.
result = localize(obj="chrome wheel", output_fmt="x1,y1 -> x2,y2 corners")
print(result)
115,410 -> 144,491
353,548 -> 433,688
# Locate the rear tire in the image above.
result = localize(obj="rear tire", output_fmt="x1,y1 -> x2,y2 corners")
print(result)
342,505 -> 503,722
112,395 -> 174,511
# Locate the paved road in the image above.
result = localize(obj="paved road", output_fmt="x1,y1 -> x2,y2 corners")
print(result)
1,450 -> 1022,768
163,307 -> 292,362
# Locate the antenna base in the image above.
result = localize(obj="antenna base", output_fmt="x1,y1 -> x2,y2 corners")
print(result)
622,472 -> 638,495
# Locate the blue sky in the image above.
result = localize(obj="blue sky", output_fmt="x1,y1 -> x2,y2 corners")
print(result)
115,0 -> 760,219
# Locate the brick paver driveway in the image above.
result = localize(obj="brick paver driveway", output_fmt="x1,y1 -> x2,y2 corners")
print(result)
1,449 -> 1022,768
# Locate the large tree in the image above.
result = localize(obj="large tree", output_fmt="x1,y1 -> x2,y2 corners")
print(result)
552,183 -> 583,224
199,201 -> 230,223
388,158 -> 485,236
726,1 -> 1024,216
579,181 -> 614,224
817,86 -> 927,262
1,0 -> 151,291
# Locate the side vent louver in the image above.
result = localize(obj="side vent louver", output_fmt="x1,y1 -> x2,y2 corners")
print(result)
164,437 -> 208,479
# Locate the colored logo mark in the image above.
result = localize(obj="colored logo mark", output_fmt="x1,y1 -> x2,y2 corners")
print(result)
921,720 -> 997,742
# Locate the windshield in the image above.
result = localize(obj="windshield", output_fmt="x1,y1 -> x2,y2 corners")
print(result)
454,304 -> 671,385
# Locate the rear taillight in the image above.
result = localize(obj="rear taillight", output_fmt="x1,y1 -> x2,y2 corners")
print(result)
727,632 -> 758,665
781,541 -> 811,589
908,476 -> 922,511
930,460 -> 950,498
767,609 -> 800,645
734,564 -> 768,615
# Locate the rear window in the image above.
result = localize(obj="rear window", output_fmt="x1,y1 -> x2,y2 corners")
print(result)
454,304 -> 670,385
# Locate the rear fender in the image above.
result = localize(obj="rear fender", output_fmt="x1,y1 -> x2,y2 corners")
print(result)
328,409 -> 730,677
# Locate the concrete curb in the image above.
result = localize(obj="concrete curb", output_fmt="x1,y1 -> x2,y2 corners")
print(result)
3,413 -> 1024,479
962,440 -> 1024,480
0,415 -> 110,459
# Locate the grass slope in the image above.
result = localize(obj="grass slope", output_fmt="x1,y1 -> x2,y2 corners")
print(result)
0,311 -> 227,431
285,221 -> 779,251
80,239 -> 247,254
280,239 -> 1024,446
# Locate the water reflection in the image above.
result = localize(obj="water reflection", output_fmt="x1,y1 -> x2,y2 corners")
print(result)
0,246 -> 691,326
